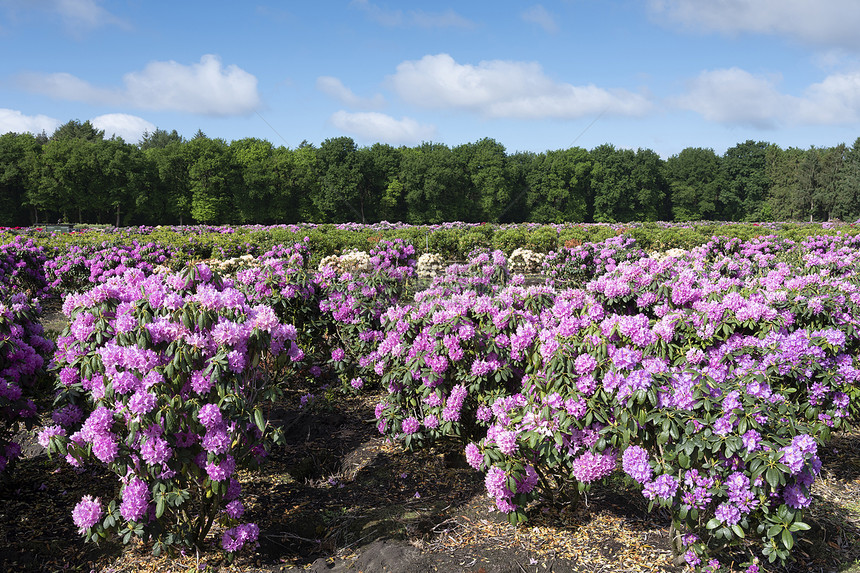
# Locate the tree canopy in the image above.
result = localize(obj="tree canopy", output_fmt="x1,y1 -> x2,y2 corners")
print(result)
1,120 -> 860,226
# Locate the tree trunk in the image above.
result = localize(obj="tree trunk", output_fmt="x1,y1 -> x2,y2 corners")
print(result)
116,203 -> 120,227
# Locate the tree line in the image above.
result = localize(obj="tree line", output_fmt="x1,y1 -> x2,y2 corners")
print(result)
1,119 -> 860,227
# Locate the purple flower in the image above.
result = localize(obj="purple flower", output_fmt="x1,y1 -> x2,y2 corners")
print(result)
571,450 -> 616,483
72,495 -> 103,532
485,466 -> 511,500
515,465 -> 539,494
91,432 -> 119,463
465,443 -> 483,469
622,446 -> 653,484
206,455 -> 236,481
128,391 -> 157,416
713,415 -> 734,435
202,426 -> 231,455
783,484 -> 811,509
643,474 -> 679,501
38,425 -> 66,448
120,477 -> 150,522
401,416 -> 420,434
190,370 -> 214,395
198,404 -> 223,430
224,500 -> 245,519
222,523 -> 259,552
574,353 -> 598,375
741,429 -> 762,453
780,434 -> 817,475
496,430 -> 519,455
714,502 -> 741,525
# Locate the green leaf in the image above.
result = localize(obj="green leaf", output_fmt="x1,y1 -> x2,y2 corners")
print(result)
765,466 -> 781,489
706,518 -> 721,530
155,495 -> 165,519
781,528 -> 794,550
254,408 -> 265,432
731,524 -> 745,538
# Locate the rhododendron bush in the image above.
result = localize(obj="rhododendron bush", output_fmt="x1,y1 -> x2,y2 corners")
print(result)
0,287 -> 53,476
8,223 -> 860,570
315,239 -> 418,386
367,234 -> 860,571
42,265 -> 302,555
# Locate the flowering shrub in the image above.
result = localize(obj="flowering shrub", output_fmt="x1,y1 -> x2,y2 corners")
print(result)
0,236 -> 50,298
424,249 -> 509,297
43,240 -> 180,294
416,252 -> 446,279
541,235 -> 646,288
369,235 -> 860,570
369,280 -> 554,450
507,248 -> 545,275
42,264 -> 301,555
315,239 -> 417,386
0,287 -> 53,476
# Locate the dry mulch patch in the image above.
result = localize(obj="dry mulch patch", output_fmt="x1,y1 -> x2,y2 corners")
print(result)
2,389 -> 860,573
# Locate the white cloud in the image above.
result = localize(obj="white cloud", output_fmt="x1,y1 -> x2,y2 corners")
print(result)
650,0 -> 860,50
673,67 -> 860,127
91,113 -> 155,143
0,108 -> 60,135
53,0 -> 126,31
330,110 -> 435,145
388,54 -> 652,119
349,0 -> 472,28
18,54 -> 260,116
1,0 -> 127,36
799,71 -> 860,123
673,68 -> 788,128
316,76 -> 385,109
522,5 -> 558,34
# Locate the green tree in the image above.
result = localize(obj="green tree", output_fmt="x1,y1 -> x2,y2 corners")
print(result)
186,136 -> 238,224
591,145 -> 667,222
0,132 -> 41,225
500,151 -> 534,222
400,142 -> 470,224
834,137 -> 860,220
230,137 -> 277,223
359,143 -> 403,223
719,140 -> 770,221
632,148 -> 669,221
314,137 -> 364,222
138,128 -> 185,151
455,138 -> 513,222
764,145 -> 803,221
94,138 -> 142,226
51,119 -> 104,142
35,137 -> 99,223
143,141 -> 193,224
665,147 -> 720,221
525,148 -> 591,223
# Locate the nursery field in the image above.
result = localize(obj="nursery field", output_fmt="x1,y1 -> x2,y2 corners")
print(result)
2,222 -> 860,573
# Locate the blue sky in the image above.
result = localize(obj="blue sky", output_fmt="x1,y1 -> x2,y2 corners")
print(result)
2,0 -> 860,157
